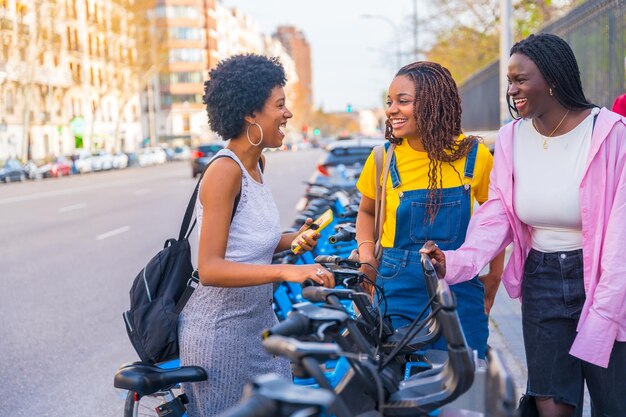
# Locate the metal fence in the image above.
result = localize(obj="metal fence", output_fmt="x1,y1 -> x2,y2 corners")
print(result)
459,0 -> 626,131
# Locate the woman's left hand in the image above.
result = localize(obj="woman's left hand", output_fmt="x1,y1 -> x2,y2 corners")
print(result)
291,218 -> 321,255
478,273 -> 501,315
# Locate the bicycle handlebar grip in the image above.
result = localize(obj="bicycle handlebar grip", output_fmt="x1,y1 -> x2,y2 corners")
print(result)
263,312 -> 310,338
328,228 -> 354,244
218,393 -> 277,417
314,255 -> 361,269
314,255 -> 341,264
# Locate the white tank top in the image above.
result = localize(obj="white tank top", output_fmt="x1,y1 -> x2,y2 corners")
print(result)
513,107 -> 599,252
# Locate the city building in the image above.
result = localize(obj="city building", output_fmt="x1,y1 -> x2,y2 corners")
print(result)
0,0 -> 314,159
273,26 -> 313,115
0,0 -> 143,161
144,0 -> 217,146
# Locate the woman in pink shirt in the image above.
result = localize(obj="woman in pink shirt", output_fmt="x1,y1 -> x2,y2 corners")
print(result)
422,33 -> 626,417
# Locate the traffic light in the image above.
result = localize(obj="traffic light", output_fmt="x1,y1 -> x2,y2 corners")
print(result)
346,103 -> 352,113
313,128 -> 321,136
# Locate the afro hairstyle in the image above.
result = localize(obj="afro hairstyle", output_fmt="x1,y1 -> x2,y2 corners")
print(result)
203,54 -> 287,140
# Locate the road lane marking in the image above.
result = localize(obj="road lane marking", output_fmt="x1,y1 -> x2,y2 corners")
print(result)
96,226 -> 130,240
58,203 -> 86,213
0,172 -> 193,206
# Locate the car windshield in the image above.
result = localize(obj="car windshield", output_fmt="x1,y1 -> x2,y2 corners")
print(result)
198,145 -> 223,153
324,146 -> 373,166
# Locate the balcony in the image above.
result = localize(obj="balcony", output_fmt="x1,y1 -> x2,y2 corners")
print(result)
1,17 -> 12,31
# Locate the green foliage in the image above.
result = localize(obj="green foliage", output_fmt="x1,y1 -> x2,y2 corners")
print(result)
424,0 -> 578,85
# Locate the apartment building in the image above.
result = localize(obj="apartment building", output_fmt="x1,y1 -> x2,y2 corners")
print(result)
145,0 -> 217,145
273,26 -> 313,114
0,0 -> 144,160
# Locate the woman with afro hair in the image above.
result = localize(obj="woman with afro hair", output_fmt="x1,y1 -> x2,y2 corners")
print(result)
355,61 -> 504,360
178,54 -> 334,416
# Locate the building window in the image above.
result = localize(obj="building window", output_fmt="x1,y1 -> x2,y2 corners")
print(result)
4,89 -> 14,115
161,94 -> 203,106
182,114 -> 190,132
160,71 -> 204,85
156,5 -> 200,19
168,27 -> 202,41
168,48 -> 204,63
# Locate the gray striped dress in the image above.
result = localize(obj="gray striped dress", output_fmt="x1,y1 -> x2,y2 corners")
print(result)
178,149 -> 291,417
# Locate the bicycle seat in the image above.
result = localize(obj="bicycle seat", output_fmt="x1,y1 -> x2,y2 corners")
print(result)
114,362 -> 207,396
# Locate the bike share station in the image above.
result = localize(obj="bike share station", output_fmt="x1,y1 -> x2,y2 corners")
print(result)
115,181 -> 518,417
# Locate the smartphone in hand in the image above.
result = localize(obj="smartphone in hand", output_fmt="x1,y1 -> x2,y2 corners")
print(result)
291,209 -> 333,254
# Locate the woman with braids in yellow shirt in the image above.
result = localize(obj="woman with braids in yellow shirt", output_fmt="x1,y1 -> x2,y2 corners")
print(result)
355,61 -> 504,358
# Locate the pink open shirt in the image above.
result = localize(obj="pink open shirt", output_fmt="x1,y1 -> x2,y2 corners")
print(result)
444,107 -> 626,368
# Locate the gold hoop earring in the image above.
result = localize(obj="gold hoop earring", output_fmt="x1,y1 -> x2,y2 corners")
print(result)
246,122 -> 263,146
549,88 -> 554,96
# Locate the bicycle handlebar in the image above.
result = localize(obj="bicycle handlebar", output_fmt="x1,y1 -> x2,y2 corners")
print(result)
328,223 -> 356,244
218,393 -> 277,417
314,255 -> 361,268
263,312 -> 310,339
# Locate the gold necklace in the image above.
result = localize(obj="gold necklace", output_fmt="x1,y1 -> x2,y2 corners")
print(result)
532,109 -> 570,149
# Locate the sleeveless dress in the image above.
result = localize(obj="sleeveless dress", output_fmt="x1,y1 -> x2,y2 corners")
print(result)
178,149 -> 291,417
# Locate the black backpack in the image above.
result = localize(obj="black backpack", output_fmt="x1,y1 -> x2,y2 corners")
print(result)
122,154 -> 252,364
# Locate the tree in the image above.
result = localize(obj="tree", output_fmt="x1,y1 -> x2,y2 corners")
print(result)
423,0 -> 579,85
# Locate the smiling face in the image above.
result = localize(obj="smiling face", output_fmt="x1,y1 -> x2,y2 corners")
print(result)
507,53 -> 553,119
253,86 -> 293,148
386,75 -> 418,141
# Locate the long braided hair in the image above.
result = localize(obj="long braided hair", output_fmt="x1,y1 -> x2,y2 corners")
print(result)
385,61 -> 478,222
507,33 -> 595,119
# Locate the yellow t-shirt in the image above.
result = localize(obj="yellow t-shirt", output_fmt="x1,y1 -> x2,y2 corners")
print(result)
356,138 -> 493,248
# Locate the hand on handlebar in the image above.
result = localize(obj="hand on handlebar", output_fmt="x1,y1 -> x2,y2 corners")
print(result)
419,240 -> 446,278
281,264 -> 335,288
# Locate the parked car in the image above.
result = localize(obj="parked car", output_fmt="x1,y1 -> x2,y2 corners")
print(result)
164,148 -> 175,162
112,152 -> 129,169
172,145 -> 191,161
137,149 -> 154,167
23,160 -> 45,180
92,151 -> 114,171
124,152 -> 140,168
312,138 -> 385,186
0,158 -> 27,182
72,151 -> 93,174
151,147 -> 168,165
191,143 -> 224,177
38,156 -> 73,178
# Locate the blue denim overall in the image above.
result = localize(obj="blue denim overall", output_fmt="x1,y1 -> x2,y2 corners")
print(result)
376,141 -> 488,358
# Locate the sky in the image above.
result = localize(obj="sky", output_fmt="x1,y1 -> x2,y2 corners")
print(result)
221,0 -> 428,113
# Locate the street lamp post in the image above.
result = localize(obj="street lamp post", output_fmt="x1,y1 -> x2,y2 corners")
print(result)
500,0 -> 513,126
361,14 -> 402,69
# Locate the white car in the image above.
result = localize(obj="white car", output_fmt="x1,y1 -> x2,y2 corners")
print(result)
92,151 -> 114,171
112,152 -> 129,169
172,146 -> 191,161
137,149 -> 155,167
151,147 -> 167,164
73,151 -> 93,174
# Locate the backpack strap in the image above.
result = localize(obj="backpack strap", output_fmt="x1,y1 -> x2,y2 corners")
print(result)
372,142 -> 396,260
178,154 -> 264,241
373,145 -> 384,244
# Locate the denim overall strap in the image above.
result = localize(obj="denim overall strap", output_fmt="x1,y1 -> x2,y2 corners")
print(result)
388,148 -> 402,189
376,142 -> 488,358
463,140 -> 479,180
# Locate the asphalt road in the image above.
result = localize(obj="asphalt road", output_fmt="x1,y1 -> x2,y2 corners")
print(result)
0,148 -> 324,416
